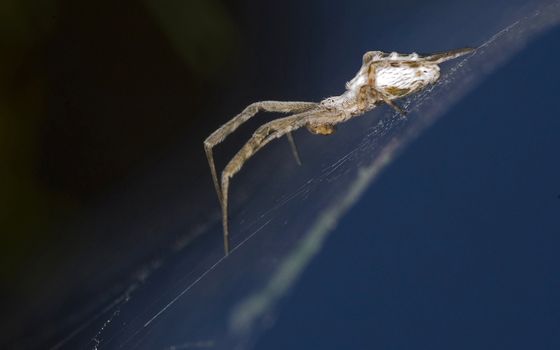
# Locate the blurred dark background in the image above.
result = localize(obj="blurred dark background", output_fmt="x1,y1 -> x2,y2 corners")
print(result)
1,0 -> 250,345
3,0 -> 359,345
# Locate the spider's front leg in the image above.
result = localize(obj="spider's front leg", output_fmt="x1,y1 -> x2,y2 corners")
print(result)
204,101 -> 318,204
219,109 -> 343,254
376,92 -> 407,116
365,62 -> 407,116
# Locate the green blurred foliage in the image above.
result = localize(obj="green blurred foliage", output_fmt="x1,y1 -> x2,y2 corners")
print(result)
0,0 -> 61,282
0,0 -> 242,343
0,0 -> 239,292
145,0 -> 239,79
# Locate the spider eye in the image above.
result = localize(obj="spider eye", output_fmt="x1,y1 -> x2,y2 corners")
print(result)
362,52 -> 375,64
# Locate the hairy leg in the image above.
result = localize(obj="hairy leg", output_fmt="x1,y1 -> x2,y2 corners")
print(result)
204,101 -> 318,204
377,92 -> 407,116
220,109 -> 343,254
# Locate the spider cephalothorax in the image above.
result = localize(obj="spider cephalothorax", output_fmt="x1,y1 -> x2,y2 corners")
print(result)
204,47 -> 474,254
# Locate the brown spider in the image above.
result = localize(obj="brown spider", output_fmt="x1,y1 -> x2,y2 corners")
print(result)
204,47 -> 474,254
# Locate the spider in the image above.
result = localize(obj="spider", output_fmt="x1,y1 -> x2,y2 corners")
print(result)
204,47 -> 474,254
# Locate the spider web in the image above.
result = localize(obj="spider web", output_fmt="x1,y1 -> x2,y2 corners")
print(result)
228,3 -> 560,344
48,1 -> 560,349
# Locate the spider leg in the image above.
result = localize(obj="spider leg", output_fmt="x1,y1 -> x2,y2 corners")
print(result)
286,132 -> 302,166
420,47 -> 474,63
220,109 -> 342,254
204,101 -> 318,204
377,93 -> 407,116
367,62 -> 407,116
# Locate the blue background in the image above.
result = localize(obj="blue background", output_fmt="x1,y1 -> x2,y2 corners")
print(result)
256,23 -> 560,350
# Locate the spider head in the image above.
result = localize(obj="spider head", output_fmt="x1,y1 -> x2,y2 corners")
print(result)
362,51 -> 384,65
